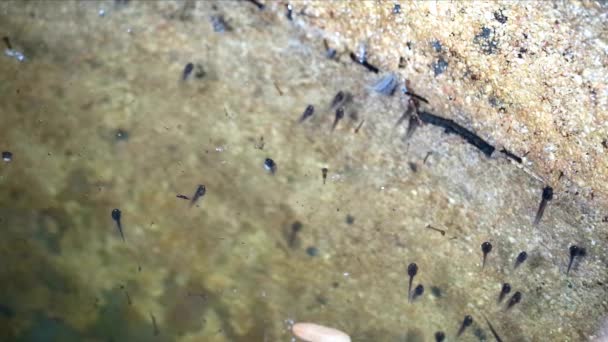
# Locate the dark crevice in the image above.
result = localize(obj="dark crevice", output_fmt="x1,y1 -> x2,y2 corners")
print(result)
418,111 -> 495,157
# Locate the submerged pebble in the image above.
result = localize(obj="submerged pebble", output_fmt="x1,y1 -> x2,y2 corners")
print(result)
292,322 -> 351,342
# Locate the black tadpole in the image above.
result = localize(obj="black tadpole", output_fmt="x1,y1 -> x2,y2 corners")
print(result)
567,245 -> 586,275
407,263 -> 418,302
182,62 -> 194,81
434,331 -> 445,342
190,184 -> 206,207
111,208 -> 125,242
288,221 -> 302,248
299,104 -> 315,123
514,251 -> 528,268
506,291 -> 522,310
457,315 -> 474,337
321,168 -> 328,184
330,91 -> 345,108
498,283 -> 511,303
534,186 -> 553,225
332,107 -> 345,131
264,158 -> 277,174
412,284 -> 424,301
481,241 -> 493,269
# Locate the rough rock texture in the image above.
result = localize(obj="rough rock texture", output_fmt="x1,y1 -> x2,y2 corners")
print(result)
285,0 -> 608,207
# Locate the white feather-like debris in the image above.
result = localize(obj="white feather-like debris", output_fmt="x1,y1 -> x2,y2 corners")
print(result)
292,322 -> 351,342
371,73 -> 398,96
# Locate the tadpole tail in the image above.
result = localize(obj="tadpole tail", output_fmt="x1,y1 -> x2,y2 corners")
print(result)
408,277 -> 413,303
116,222 -> 125,242
534,201 -> 546,225
567,256 -> 574,275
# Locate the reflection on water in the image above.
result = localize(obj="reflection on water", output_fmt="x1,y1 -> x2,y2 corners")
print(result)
0,1 -> 606,341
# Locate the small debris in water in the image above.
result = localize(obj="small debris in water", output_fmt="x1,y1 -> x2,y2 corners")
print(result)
2,151 -> 13,162
433,57 -> 448,76
494,9 -> 508,24
306,246 -> 318,257
211,15 -> 231,32
371,73 -> 398,96
286,3 -> 293,20
176,194 -> 189,200
353,119 -> 365,134
254,136 -> 265,150
323,39 -> 337,59
457,315 -> 474,337
115,129 -> 129,141
345,214 -> 355,225
398,56 -> 406,68
534,186 -> 553,225
4,46 -> 26,62
119,284 -> 132,305
426,224 -> 446,236
431,40 -> 442,52
500,147 -> 523,163
98,9 -> 106,17
393,3 -> 401,14
264,158 -> 277,174
430,286 -> 442,297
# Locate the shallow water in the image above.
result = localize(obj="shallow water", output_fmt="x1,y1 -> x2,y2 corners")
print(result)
0,1 -> 606,341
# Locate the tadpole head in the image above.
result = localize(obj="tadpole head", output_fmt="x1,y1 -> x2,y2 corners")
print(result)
516,251 -> 528,263
501,283 -> 511,295
463,315 -> 474,327
407,263 -> 418,277
291,221 -> 303,233
111,208 -> 121,221
542,186 -> 553,201
434,331 -> 445,342
569,245 -> 580,257
264,158 -> 277,174
481,241 -> 493,255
